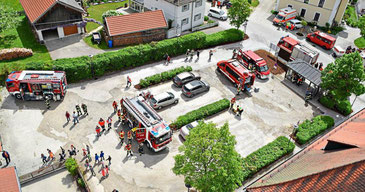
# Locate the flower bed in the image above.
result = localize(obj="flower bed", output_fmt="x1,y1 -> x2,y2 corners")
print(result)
295,115 -> 334,145
241,136 -> 295,181
138,66 -> 192,89
170,98 -> 230,129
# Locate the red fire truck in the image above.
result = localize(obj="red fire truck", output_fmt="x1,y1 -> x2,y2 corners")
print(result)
236,50 -> 270,79
6,70 -> 67,101
277,36 -> 319,65
121,96 -> 172,152
217,59 -> 256,92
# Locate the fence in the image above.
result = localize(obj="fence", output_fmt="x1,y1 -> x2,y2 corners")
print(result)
19,161 -> 65,185
192,21 -> 219,32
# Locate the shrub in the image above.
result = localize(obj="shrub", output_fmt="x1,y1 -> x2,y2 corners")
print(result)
241,136 -> 295,181
295,115 -> 334,144
170,99 -> 230,129
138,66 -> 192,88
65,158 -> 78,176
102,10 -> 122,20
207,20 -> 215,24
319,96 -> 335,109
77,178 -> 85,188
335,99 -> 352,116
271,10 -> 278,15
204,16 -> 209,21
205,29 -> 244,48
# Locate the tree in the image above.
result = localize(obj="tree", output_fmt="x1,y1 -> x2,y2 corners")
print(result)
102,10 -> 123,21
227,0 -> 252,29
0,5 -> 22,34
300,20 -> 307,34
358,16 -> 365,38
173,122 -> 243,192
321,52 -> 365,101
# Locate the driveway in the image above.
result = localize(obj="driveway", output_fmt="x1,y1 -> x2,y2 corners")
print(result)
45,34 -> 105,60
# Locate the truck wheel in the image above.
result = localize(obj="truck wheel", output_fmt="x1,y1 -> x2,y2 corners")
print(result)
146,142 -> 152,151
174,100 -> 178,104
257,74 -> 261,79
208,13 -> 212,17
158,106 -> 162,110
322,45 -> 327,50
306,37 -> 310,41
15,94 -> 22,100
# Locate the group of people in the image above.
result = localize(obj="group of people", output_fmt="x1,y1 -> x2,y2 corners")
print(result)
313,62 -> 324,71
185,49 -> 201,61
212,0 -> 224,9
40,145 -> 76,165
230,97 -> 244,117
95,116 -> 113,137
291,73 -> 305,86
85,150 -> 112,178
65,104 -> 88,125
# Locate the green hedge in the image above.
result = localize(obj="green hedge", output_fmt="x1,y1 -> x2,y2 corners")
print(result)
170,98 -> 230,129
65,158 -> 79,176
319,96 -> 352,116
139,66 -> 192,88
295,115 -> 334,144
0,29 -> 244,84
241,136 -> 295,181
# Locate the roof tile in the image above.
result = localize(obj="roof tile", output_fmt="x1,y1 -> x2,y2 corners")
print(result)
0,167 -> 20,192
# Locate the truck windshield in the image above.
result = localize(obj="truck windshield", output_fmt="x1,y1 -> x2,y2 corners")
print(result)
151,97 -> 157,104
276,14 -> 284,20
154,131 -> 171,144
259,65 -> 269,72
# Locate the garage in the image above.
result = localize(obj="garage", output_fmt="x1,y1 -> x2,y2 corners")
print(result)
42,28 -> 59,41
63,25 -> 78,36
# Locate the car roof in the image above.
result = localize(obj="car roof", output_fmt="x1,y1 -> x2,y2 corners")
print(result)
154,92 -> 171,101
290,19 -> 301,23
185,80 -> 202,89
177,72 -> 192,79
210,7 -> 220,11
243,50 -> 263,62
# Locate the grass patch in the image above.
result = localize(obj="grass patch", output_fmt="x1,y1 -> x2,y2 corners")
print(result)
250,0 -> 260,7
354,37 -> 365,48
0,16 -> 51,65
85,1 -> 127,32
344,5 -> 358,27
83,34 -> 110,49
2,0 -> 24,11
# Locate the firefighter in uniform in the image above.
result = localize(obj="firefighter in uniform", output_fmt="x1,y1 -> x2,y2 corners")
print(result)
112,101 -> 118,113
45,96 -> 51,109
76,104 -> 82,116
81,103 -> 88,116
99,118 -> 105,132
127,130 -> 132,144
96,126 -> 101,137
107,117 -> 112,130
117,109 -> 122,122
125,143 -> 133,157
121,109 -> 127,125
119,130 -> 124,144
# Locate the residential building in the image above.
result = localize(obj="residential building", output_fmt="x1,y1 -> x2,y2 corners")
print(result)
104,10 -> 168,47
247,109 -> 365,192
130,0 -> 206,34
0,167 -> 22,192
275,0 -> 349,26
19,0 -> 85,42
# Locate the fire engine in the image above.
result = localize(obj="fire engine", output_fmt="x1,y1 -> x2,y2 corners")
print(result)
277,36 -> 319,65
121,96 -> 172,152
6,70 -> 67,101
236,50 -> 270,79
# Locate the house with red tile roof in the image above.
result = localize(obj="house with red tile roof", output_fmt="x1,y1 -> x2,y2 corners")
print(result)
0,167 -> 21,192
104,10 -> 168,47
19,0 -> 85,42
246,109 -> 365,192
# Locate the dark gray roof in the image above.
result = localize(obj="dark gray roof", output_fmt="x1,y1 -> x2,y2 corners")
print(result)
164,0 -> 194,6
133,0 -> 144,3
287,60 -> 322,86
58,0 -> 84,12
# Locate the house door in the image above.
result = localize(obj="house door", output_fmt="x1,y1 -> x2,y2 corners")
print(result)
63,25 -> 78,36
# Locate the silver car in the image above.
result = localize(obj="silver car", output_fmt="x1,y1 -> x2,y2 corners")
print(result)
182,80 -> 210,98
180,121 -> 199,140
288,19 -> 303,29
173,72 -> 201,87
150,92 -> 179,110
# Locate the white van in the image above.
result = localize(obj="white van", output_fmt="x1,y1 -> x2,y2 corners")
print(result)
208,8 -> 227,20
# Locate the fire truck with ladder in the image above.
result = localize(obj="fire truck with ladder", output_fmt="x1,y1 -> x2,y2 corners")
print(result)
277,36 -> 319,65
121,96 -> 172,152
6,70 -> 67,101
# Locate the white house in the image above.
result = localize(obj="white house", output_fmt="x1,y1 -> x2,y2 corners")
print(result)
130,0 -> 206,34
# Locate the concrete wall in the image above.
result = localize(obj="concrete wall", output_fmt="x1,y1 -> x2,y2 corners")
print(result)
144,0 -> 205,31
277,0 -> 348,26
106,28 -> 167,47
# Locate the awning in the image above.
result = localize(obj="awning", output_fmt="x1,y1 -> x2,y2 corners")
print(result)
287,59 -> 322,86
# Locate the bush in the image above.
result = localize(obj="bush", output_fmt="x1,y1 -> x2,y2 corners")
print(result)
77,178 -> 85,188
170,99 -> 230,129
335,99 -> 352,116
204,16 -> 209,21
295,115 -> 334,144
205,29 -> 244,48
139,66 -> 192,88
65,158 -> 78,176
319,96 -> 335,109
241,136 -> 295,181
102,10 -> 122,20
207,20 -> 215,24
271,10 -> 278,15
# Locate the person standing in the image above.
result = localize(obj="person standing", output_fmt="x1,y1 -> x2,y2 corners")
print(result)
236,84 -> 241,95
76,104 -> 82,116
127,130 -> 132,143
186,49 -> 190,60
107,117 -> 112,130
71,145 -> 77,155
2,151 -> 11,165
100,151 -> 105,161
81,103 -> 88,116
318,62 -> 323,70
138,143 -> 144,156
196,50 -> 200,59
209,50 -> 213,61
59,152 -> 65,162
41,153 -> 47,164
112,101 -> 118,112
117,109 -> 122,122
190,50 -> 194,60
167,55 -> 171,64
86,145 -> 90,155
72,111 -> 79,125
125,144 -> 133,157
238,105 -> 243,117
314,62 -> 319,69
230,97 -> 236,110
126,76 -> 132,88
45,96 -> 51,109
105,165 -> 109,177
232,49 -> 237,59
47,149 -> 54,161
99,118 -> 105,132
89,164 -> 96,176
119,130 -> 125,144
94,153 -> 99,165
106,155 -> 112,167
96,125 -> 101,137
65,111 -> 71,123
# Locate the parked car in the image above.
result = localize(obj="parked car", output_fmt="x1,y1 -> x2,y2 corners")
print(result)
288,19 -> 303,29
173,72 -> 201,87
208,8 -> 227,20
182,80 -> 210,98
150,92 -> 179,110
306,31 -> 336,50
332,46 -> 345,58
180,121 -> 199,140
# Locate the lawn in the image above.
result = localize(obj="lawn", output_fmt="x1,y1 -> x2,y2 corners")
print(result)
84,33 -> 111,49
0,16 -> 51,65
354,37 -> 365,48
85,1 -> 127,32
2,0 -> 24,11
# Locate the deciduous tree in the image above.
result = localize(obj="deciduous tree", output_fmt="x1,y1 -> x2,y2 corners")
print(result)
227,0 -> 252,29
173,122 -> 243,192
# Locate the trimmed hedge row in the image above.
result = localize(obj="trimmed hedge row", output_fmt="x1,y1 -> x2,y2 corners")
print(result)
241,136 -> 295,181
295,115 -> 334,145
170,98 -> 230,129
319,96 -> 352,116
139,66 -> 192,88
0,29 -> 244,84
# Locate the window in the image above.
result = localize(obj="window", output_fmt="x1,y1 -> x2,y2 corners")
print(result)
195,0 -> 202,7
287,4 -> 292,8
194,13 -> 201,21
182,4 -> 189,12
304,0 -> 309,4
300,9 -> 306,17
318,0 -> 325,8
313,12 -> 320,21
226,67 -> 240,80
181,18 -> 189,25
6,82 -> 14,88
